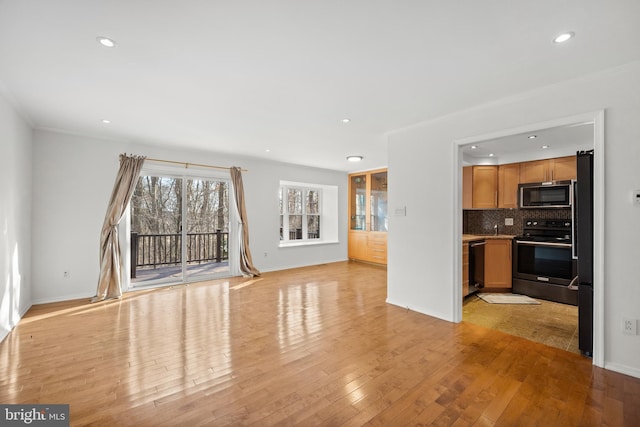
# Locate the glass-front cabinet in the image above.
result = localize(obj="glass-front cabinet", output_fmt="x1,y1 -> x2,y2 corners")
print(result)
350,174 -> 367,231
370,171 -> 388,232
348,168 -> 388,265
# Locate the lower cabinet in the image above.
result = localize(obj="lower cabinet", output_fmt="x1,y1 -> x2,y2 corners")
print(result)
484,239 -> 512,289
348,231 -> 387,265
462,243 -> 470,296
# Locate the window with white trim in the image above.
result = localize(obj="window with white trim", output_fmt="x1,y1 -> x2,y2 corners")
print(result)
280,185 -> 322,242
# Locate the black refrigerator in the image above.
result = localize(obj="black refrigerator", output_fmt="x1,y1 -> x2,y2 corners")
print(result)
575,150 -> 594,356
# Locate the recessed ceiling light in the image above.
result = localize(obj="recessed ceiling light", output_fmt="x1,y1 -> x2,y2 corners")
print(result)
541,145 -> 550,149
101,119 -> 111,124
97,36 -> 117,48
265,149 -> 271,153
528,135 -> 537,139
470,145 -> 478,149
341,118 -> 351,123
553,32 -> 574,44
488,153 -> 495,157
347,155 -> 363,162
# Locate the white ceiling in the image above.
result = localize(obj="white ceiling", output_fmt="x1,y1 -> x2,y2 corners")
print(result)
462,122 -> 594,166
1,1 -> 639,172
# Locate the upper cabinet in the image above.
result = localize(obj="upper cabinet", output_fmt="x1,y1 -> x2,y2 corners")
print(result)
471,166 -> 498,209
463,155 -> 576,209
348,168 -> 388,265
370,171 -> 388,232
498,163 -> 520,208
462,166 -> 473,209
519,155 -> 576,183
550,156 -> 577,181
349,173 -> 367,231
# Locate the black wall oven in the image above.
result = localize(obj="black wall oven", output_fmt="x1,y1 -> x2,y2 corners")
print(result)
512,219 -> 578,305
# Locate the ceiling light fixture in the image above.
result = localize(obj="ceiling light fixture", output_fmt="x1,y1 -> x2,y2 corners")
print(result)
528,135 -> 537,139
541,145 -> 550,149
347,155 -> 363,162
341,118 -> 351,123
470,145 -> 478,149
97,36 -> 117,48
101,119 -> 111,124
489,153 -> 495,157
553,32 -> 574,44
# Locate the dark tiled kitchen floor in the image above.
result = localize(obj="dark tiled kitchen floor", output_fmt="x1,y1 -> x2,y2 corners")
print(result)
463,294 -> 579,354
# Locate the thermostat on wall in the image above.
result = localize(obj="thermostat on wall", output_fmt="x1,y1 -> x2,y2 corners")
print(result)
394,206 -> 407,216
634,190 -> 640,205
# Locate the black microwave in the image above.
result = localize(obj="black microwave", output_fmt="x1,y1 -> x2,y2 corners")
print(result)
519,180 -> 573,208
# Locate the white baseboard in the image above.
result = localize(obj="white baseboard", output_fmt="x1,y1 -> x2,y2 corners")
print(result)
604,361 -> 640,380
19,302 -> 31,319
31,292 -> 94,305
0,303 -> 32,343
0,327 -> 9,343
258,258 -> 349,274
385,298 -> 453,323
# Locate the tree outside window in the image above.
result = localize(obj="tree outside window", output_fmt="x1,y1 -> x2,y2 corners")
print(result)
280,186 -> 321,241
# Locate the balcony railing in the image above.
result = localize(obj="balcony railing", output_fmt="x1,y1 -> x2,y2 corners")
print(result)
130,230 -> 229,278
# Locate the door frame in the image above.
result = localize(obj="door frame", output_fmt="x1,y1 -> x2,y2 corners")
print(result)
452,110 -> 605,367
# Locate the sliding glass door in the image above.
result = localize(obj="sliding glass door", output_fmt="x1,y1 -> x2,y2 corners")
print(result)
129,171 -> 231,286
184,178 -> 230,281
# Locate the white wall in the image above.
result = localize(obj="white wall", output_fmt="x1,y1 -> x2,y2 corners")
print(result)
31,130 -> 348,303
387,61 -> 640,378
0,92 -> 32,341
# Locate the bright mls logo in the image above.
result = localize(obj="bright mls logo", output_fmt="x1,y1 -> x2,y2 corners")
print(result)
1,405 -> 69,426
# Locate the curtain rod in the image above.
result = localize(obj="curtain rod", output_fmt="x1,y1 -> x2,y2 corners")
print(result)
146,157 -> 247,172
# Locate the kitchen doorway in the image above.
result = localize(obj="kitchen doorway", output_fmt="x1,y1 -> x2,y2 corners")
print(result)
454,111 -> 604,365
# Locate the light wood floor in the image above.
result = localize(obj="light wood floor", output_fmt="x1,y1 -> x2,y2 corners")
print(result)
2,262 -> 639,426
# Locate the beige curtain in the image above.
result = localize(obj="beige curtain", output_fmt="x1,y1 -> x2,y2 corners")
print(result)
230,167 -> 261,277
91,154 -> 146,302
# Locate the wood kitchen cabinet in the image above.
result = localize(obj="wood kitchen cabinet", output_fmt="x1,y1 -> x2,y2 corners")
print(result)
520,155 -> 576,183
498,163 -> 520,208
464,156 -> 575,209
551,156 -> 577,181
484,239 -> 512,289
464,164 -> 515,209
462,166 -> 473,209
462,242 -> 470,296
472,166 -> 498,209
348,168 -> 388,265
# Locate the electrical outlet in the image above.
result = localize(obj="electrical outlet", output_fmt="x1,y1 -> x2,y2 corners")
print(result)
63,270 -> 70,279
623,318 -> 637,335
505,218 -> 514,226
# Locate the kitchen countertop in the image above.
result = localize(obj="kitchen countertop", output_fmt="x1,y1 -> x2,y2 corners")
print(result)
462,234 -> 516,243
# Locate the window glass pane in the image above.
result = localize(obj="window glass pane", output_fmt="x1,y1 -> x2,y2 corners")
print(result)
308,215 -> 320,239
350,175 -> 367,230
279,215 -> 283,240
307,190 -> 320,214
279,188 -> 283,214
287,188 -> 302,214
288,215 -> 302,240
186,179 -> 230,280
370,171 -> 388,232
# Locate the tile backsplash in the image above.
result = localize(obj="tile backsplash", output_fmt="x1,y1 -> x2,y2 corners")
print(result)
463,208 -> 571,236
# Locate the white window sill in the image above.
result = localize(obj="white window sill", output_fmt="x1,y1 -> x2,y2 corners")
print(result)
279,240 -> 339,248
